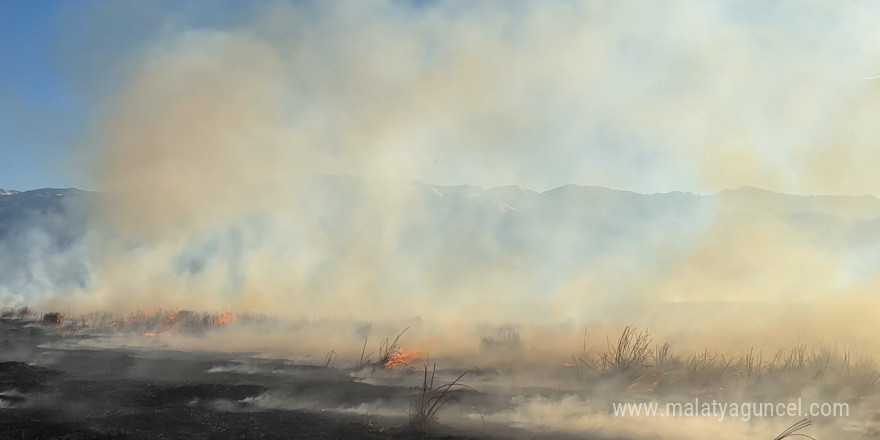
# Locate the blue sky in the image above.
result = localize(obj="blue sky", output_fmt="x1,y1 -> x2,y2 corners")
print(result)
0,0 -> 248,190
0,1 -> 84,190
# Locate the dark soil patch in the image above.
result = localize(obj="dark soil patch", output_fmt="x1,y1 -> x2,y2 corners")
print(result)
0,361 -> 60,392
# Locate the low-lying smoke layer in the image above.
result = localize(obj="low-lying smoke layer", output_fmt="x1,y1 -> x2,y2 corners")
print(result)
2,0 -> 879,354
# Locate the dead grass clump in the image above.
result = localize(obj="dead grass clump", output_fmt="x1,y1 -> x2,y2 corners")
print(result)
773,418 -> 814,440
738,347 -> 765,380
480,324 -> 523,352
568,328 -> 597,380
233,311 -> 277,329
323,350 -> 338,369
1,306 -> 36,320
809,347 -> 832,381
41,312 -> 64,324
650,342 -> 680,387
760,343 -> 840,386
355,336 -> 375,370
653,342 -> 677,367
409,361 -> 475,432
375,327 -> 410,368
351,328 -> 413,370
838,348 -> 880,390
756,344 -> 879,391
564,328 -> 880,393
685,350 -> 734,384
80,311 -> 115,327
569,328 -> 678,388
778,343 -> 809,371
598,326 -> 652,375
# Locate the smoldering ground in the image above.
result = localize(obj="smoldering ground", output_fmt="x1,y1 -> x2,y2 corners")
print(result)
3,0 -> 880,438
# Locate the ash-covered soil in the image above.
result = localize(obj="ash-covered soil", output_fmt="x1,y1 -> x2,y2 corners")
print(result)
0,319 -> 501,440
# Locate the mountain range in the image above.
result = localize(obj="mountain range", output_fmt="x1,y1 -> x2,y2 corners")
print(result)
2,179 -> 880,307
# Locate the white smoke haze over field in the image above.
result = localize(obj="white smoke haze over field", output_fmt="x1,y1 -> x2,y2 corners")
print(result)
49,0 -> 879,337
4,1 -> 880,437
71,0 -> 880,193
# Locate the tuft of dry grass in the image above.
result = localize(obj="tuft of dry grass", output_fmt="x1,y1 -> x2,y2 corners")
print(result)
323,350 -> 337,369
685,350 -> 731,383
568,327 -> 597,380
42,312 -> 64,324
838,348 -> 880,389
355,335 -> 375,369
350,327 -> 412,370
773,418 -> 814,440
376,327 -> 409,368
597,326 -> 653,374
650,342 -> 680,388
567,326 -> 880,394
0,306 -> 37,320
409,360 -> 475,432
480,324 -> 523,352
809,348 -> 832,381
739,347 -> 764,379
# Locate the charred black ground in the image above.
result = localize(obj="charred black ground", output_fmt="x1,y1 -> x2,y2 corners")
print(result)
0,318 -> 486,440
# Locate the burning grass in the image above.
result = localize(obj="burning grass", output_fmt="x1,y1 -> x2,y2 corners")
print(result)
346,327 -> 422,370
74,309 -> 262,337
1,310 -> 876,438
0,305 -> 278,341
377,328 -> 422,369
4,314 -> 849,440
4,305 -> 879,406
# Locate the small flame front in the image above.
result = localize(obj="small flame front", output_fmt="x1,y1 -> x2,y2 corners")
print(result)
384,348 -> 421,368
165,309 -> 178,325
215,311 -> 235,326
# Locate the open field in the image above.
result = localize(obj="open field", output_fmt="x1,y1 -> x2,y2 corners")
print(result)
3,311 -> 879,439
0,317 -> 475,440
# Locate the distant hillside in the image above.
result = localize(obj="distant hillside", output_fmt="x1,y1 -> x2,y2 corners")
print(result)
2,179 -> 880,307
0,188 -> 94,239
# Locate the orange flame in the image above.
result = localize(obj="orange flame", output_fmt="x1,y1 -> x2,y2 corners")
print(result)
216,311 -> 235,326
165,309 -> 178,325
142,330 -> 161,337
385,348 -> 422,368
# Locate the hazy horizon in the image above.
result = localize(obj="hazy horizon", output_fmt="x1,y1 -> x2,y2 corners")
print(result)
5,179 -> 880,199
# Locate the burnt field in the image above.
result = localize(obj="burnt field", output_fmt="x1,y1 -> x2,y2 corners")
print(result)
3,311 -> 880,440
0,318 -> 500,440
